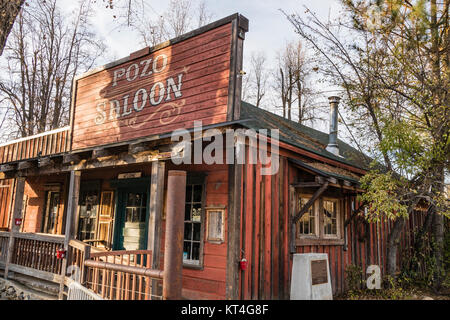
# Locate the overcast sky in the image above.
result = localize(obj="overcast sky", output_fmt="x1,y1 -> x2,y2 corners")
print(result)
60,0 -> 347,137
77,0 -> 344,131
86,0 -> 341,65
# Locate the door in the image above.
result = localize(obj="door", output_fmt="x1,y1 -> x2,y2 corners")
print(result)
114,188 -> 149,251
42,191 -> 60,234
77,181 -> 101,241
96,191 -> 115,249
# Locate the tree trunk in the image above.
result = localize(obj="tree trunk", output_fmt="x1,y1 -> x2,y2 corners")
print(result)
0,0 -> 24,55
432,210 -> 444,290
430,165 -> 445,291
280,68 -> 286,118
386,217 -> 405,279
414,205 -> 434,253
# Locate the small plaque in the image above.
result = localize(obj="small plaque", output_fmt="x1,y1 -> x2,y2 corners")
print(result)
118,172 -> 142,179
311,260 -> 328,285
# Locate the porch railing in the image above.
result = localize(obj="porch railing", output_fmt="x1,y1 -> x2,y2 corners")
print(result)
67,281 -> 103,300
11,233 -> 64,274
0,126 -> 70,165
0,233 -> 165,300
84,250 -> 163,300
0,232 -> 9,265
0,231 -> 64,283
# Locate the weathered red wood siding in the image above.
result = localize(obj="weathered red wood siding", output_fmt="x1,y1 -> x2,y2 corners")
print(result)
72,23 -> 234,150
0,127 -> 70,165
160,163 -> 229,300
238,150 -> 292,300
237,144 -> 431,299
21,175 -> 68,234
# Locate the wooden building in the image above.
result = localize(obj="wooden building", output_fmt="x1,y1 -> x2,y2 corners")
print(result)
0,13 -> 426,300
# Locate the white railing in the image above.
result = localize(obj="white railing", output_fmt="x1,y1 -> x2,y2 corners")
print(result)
67,281 -> 104,300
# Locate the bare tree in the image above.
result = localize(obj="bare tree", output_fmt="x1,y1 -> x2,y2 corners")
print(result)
126,0 -> 215,47
0,0 -> 24,56
274,40 -> 317,124
0,0 -> 106,140
242,51 -> 269,107
282,1 -> 449,285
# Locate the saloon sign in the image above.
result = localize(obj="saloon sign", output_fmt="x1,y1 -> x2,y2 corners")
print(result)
94,53 -> 185,126
71,14 -> 248,150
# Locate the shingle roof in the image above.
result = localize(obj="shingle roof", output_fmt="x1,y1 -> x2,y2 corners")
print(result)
239,101 -> 372,172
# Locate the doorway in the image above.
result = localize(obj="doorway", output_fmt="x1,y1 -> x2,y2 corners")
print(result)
111,178 -> 150,251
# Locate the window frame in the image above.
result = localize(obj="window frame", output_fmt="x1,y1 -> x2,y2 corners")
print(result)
296,194 -> 319,239
206,208 -> 225,244
182,174 -> 206,269
41,190 -> 60,234
293,189 -> 344,246
322,197 -> 341,240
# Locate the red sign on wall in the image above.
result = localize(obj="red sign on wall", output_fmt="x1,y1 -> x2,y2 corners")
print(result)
71,14 -> 248,150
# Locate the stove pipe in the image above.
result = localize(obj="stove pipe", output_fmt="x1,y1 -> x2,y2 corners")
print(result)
326,96 -> 341,156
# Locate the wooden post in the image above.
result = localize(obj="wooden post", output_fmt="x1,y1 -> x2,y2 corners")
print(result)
162,170 -> 186,300
81,244 -> 91,285
147,160 -> 165,298
58,170 -> 81,300
4,176 -> 25,279
226,163 -> 243,299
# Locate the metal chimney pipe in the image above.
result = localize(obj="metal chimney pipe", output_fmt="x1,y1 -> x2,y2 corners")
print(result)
326,96 -> 341,156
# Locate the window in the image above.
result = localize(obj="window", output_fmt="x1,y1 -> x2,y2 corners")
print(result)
125,192 -> 147,223
297,196 -> 316,236
42,191 -> 60,234
183,176 -> 205,267
323,199 -> 338,237
77,190 -> 99,241
293,189 -> 343,244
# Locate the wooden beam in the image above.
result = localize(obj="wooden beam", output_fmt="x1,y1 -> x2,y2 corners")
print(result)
58,170 -> 81,299
147,160 -> 165,298
17,161 -> 35,171
343,180 -> 352,187
62,154 -> 80,164
128,142 -> 147,154
315,176 -> 326,184
291,182 -> 322,188
226,163 -> 243,299
4,176 -> 25,279
327,176 -> 338,184
38,157 -> 54,168
31,148 -> 173,176
289,185 -> 296,254
8,264 -> 63,284
0,164 -> 16,172
292,182 -> 329,223
92,147 -> 111,159
329,182 -> 364,193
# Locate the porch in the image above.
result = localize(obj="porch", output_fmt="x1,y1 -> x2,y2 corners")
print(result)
0,168 -> 189,300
